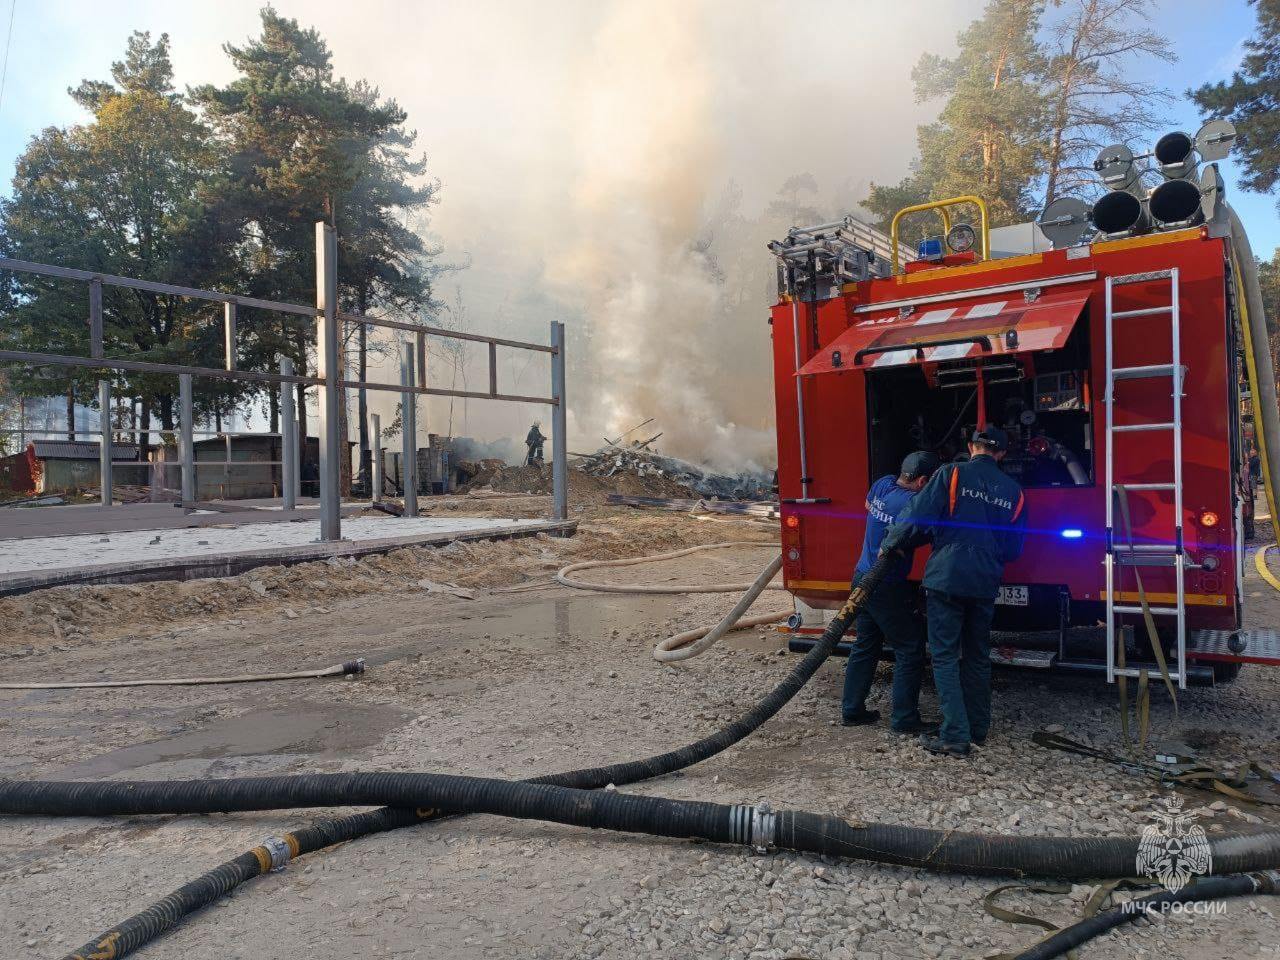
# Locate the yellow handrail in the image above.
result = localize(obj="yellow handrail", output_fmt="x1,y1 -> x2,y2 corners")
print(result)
890,195 -> 990,273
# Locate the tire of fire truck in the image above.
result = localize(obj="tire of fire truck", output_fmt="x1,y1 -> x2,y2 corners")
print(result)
1211,659 -> 1242,684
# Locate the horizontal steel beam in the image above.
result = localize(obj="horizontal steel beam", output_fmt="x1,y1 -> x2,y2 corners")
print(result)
0,256 -> 317,317
0,349 -> 323,387
337,310 -> 555,353
339,378 -> 556,405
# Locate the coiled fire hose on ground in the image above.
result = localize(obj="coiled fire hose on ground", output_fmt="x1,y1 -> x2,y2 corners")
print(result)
554,541 -> 787,594
653,554 -> 787,662
554,542 -> 792,661
23,554 -> 888,960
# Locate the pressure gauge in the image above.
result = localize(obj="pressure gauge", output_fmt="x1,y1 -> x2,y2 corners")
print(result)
947,222 -> 977,254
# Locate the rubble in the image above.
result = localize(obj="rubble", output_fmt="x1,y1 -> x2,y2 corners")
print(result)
574,444 -> 774,501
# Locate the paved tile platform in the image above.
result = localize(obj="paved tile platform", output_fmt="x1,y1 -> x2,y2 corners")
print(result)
0,516 -> 573,595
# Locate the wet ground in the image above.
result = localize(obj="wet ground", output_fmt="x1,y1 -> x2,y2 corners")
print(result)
1,529 -> 1278,959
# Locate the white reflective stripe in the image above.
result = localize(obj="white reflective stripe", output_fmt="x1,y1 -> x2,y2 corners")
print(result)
928,343 -> 973,362
964,300 -> 1008,319
914,307 -> 956,326
872,349 -> 918,367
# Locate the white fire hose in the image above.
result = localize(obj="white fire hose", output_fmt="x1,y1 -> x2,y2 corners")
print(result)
553,543 -> 791,662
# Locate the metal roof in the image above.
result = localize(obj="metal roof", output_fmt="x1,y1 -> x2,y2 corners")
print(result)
31,440 -> 139,460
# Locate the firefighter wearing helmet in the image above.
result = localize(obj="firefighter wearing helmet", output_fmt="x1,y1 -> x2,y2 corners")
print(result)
525,421 -> 547,466
881,426 -> 1028,758
840,450 -> 941,734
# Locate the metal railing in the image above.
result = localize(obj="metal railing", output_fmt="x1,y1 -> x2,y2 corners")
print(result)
0,221 -> 569,538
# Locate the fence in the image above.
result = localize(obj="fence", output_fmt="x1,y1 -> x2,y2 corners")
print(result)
0,221 -> 569,538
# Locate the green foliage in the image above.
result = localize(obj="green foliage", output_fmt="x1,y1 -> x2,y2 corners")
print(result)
867,0 -> 1175,239
1259,247 -> 1280,336
0,31 -> 234,427
869,0 -> 1048,238
1192,0 -> 1280,206
1,10 -> 439,442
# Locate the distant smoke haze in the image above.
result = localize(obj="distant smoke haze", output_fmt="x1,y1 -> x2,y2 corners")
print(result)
6,0 -> 980,467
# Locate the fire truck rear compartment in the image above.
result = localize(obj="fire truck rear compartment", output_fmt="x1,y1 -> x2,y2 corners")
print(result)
865,317 -> 1094,488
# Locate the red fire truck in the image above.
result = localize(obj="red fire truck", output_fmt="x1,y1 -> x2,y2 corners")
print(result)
770,126 -> 1280,685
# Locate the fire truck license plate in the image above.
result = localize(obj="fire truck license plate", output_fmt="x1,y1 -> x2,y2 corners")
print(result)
996,586 -> 1029,606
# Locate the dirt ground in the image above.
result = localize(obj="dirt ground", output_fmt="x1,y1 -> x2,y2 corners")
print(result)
1,503 -> 1279,960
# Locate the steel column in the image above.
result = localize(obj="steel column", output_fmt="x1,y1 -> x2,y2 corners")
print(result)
550,321 -> 568,521
400,341 -> 419,518
179,373 -> 194,508
98,380 -> 111,507
315,222 -> 341,541
279,356 -> 298,511
90,279 -> 109,508
224,303 -> 237,370
371,413 -> 383,504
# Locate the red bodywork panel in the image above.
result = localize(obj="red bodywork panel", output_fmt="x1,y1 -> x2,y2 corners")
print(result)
771,229 -> 1241,634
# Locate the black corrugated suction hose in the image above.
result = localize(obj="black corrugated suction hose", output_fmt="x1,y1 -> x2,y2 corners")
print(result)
1012,871 -> 1280,960
9,769 -> 1280,879
40,551 -> 891,960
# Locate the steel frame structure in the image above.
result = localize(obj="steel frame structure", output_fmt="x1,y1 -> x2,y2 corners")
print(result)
0,221 -> 569,538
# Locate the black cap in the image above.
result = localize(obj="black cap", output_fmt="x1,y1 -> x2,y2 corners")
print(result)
971,425 -> 1009,452
900,450 -> 941,479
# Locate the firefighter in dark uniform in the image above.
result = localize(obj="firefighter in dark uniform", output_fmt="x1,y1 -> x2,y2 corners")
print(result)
841,450 -> 940,731
525,422 -> 547,466
882,426 -> 1028,757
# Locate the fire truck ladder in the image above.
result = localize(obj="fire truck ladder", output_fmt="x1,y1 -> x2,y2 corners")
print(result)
1104,268 -> 1188,690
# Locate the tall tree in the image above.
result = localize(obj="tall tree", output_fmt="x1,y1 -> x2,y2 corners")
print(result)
1040,0 -> 1175,203
865,0 -> 1049,237
193,9 -> 437,491
0,32 -> 234,443
1192,0 -> 1280,209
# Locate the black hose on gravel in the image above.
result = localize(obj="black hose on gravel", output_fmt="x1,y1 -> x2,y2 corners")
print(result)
37,551 -> 891,960
1012,871 -> 1280,960
57,808 -> 423,960
8,770 -> 1280,877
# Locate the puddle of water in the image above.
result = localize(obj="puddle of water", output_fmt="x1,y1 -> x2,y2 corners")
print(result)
363,592 -> 677,666
58,701 -> 413,778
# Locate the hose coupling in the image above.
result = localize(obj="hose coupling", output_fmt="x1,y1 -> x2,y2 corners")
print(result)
1253,870 -> 1280,894
261,836 -> 292,871
750,801 -> 778,853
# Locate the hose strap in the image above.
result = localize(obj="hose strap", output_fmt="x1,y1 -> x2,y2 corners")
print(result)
261,836 -> 292,871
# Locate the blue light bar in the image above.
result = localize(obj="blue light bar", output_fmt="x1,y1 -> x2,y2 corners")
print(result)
1060,528 -> 1083,539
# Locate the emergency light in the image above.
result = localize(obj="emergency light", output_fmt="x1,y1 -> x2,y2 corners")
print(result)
916,236 -> 945,262
1060,528 -> 1083,539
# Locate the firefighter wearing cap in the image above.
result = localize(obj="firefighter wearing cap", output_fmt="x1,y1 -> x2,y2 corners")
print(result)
882,426 -> 1028,757
841,450 -> 940,732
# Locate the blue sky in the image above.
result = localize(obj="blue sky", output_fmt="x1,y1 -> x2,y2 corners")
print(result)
0,1 -> 1275,456
0,2 -> 1273,252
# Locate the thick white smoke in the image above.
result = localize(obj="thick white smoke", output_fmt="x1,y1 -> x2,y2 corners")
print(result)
546,2 -> 776,468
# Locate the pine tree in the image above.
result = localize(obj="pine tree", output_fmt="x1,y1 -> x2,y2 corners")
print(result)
867,0 -> 1049,238
0,32 -> 233,444
193,10 -> 437,491
1041,0 -> 1175,203
1192,0 -> 1280,206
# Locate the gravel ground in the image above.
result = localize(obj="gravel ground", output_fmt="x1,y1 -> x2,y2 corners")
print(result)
1,510 -> 1278,960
